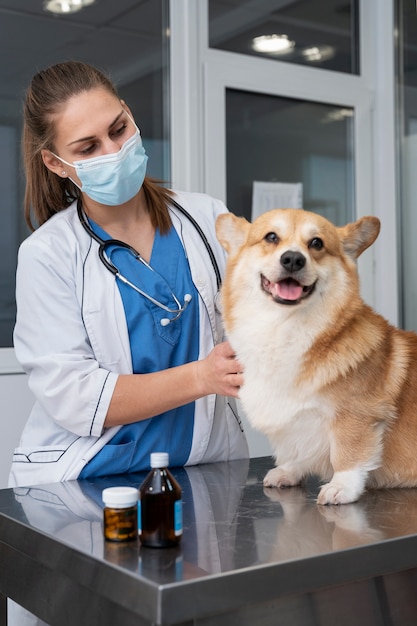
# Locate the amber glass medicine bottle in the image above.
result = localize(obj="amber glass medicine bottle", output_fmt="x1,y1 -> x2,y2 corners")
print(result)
102,486 -> 138,542
138,452 -> 183,548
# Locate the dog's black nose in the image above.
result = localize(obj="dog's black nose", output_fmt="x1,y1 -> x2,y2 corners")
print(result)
280,250 -> 306,273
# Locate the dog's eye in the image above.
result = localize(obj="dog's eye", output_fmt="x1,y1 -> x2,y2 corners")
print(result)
309,237 -> 323,251
264,232 -> 279,244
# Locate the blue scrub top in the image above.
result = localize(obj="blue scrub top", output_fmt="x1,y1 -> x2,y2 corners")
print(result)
79,220 -> 200,478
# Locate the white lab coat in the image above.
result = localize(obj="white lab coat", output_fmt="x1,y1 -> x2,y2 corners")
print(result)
10,190 -> 248,488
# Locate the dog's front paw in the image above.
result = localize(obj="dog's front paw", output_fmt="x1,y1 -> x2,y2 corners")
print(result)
263,467 -> 301,489
317,483 -> 358,504
317,482 -> 360,505
317,469 -> 367,505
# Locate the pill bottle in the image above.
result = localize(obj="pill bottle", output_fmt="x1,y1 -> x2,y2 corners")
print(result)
138,452 -> 183,548
102,486 -> 138,542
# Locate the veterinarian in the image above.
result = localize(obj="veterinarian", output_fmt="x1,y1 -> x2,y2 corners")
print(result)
9,60 -> 249,489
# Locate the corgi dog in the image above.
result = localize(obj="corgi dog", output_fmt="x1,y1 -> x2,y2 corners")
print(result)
216,208 -> 417,505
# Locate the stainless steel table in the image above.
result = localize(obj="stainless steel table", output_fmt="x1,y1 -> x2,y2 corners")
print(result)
2,456 -> 417,625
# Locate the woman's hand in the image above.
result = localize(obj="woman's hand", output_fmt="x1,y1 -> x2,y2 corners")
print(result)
106,341 -> 244,427
196,341 -> 243,398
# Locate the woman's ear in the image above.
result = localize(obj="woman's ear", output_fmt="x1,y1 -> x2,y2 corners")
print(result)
41,150 -> 67,178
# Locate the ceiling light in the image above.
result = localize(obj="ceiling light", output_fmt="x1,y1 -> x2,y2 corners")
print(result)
252,34 -> 295,55
323,109 -> 353,124
302,45 -> 335,63
43,0 -> 95,14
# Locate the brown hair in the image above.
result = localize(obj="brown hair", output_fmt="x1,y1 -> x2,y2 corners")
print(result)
22,60 -> 172,232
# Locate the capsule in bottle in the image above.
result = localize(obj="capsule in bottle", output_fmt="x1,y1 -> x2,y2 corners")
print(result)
102,486 -> 138,542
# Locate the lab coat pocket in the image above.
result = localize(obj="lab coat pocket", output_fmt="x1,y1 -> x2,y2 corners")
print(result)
9,446 -> 71,487
80,440 -> 137,478
12,446 -> 67,464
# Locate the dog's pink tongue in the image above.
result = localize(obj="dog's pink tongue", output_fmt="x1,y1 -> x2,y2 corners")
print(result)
276,279 -> 303,301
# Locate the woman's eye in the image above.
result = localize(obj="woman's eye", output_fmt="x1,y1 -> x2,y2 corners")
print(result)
78,144 -> 97,156
264,232 -> 279,243
111,122 -> 128,138
309,237 -> 324,250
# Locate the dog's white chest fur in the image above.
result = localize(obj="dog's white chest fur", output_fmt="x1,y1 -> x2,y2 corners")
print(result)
230,314 -> 334,477
231,317 -> 331,421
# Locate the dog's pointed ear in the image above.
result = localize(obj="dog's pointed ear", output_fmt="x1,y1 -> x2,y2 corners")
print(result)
338,216 -> 380,259
216,213 -> 250,255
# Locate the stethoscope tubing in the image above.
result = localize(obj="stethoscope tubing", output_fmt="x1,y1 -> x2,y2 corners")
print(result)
169,198 -> 222,291
76,197 -> 221,317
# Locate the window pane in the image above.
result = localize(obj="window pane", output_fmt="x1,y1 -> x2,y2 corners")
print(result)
226,89 -> 354,226
209,0 -> 359,75
397,0 -> 417,330
0,0 -> 170,348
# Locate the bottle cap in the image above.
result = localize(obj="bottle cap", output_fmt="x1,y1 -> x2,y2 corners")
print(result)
102,486 -> 138,508
150,452 -> 169,468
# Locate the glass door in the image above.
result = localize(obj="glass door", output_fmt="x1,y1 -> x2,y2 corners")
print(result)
225,89 -> 354,227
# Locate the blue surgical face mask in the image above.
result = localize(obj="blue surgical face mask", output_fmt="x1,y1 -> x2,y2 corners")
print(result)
53,121 -> 148,206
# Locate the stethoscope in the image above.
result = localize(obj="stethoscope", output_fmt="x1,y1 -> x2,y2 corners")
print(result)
77,198 -> 221,326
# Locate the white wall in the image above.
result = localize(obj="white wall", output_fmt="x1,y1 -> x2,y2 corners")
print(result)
0,373 -> 33,488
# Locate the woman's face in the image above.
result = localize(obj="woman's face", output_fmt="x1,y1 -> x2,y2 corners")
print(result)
42,87 -> 136,187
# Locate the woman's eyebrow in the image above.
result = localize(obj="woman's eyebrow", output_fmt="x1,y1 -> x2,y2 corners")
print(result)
67,110 -> 126,147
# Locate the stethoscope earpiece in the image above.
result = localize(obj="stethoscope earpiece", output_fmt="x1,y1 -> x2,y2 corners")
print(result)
159,294 -> 192,326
